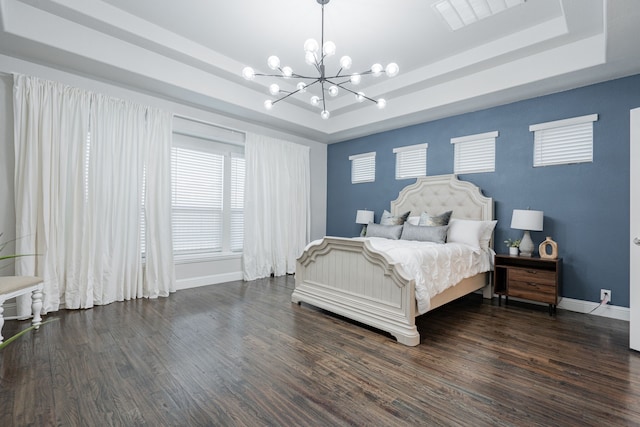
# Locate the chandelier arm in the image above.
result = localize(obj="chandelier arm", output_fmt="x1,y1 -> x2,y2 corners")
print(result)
255,73 -> 320,80
321,80 -> 327,112
325,79 -> 378,104
324,69 -> 374,79
272,79 -> 322,105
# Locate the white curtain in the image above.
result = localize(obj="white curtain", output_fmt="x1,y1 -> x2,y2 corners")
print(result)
13,74 -> 175,315
243,133 -> 310,281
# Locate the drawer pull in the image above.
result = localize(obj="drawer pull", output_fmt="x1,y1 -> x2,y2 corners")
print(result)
526,270 -> 537,274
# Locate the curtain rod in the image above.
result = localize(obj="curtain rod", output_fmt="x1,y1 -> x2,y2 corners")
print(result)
173,113 -> 246,137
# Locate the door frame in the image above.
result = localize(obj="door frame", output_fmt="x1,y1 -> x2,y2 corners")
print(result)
631,107 -> 640,351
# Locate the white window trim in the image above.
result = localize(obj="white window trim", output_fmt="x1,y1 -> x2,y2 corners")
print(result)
451,131 -> 499,144
529,114 -> 598,132
392,143 -> 428,154
393,143 -> 428,180
451,131 -> 497,174
530,114 -> 597,167
349,151 -> 376,183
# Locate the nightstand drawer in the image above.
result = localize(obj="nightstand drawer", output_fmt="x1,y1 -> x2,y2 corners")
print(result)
509,268 -> 555,285
508,280 -> 557,304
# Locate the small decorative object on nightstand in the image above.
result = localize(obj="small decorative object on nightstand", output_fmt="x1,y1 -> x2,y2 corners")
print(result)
355,209 -> 374,237
494,254 -> 562,315
539,236 -> 558,259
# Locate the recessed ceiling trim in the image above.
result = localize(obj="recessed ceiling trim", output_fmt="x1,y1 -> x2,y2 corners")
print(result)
433,0 -> 526,31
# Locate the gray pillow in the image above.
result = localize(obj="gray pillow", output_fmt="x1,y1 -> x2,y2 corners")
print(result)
380,210 -> 410,226
401,223 -> 448,243
366,223 -> 403,240
419,210 -> 452,226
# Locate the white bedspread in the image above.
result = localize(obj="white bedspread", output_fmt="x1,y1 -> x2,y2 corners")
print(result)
365,238 -> 493,314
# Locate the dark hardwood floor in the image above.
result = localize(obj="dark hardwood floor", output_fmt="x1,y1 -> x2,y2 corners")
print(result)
1,275 -> 639,426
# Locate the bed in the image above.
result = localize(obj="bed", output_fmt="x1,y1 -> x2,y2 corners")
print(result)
291,174 -> 494,346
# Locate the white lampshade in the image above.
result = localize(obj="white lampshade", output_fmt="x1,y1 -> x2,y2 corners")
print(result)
510,209 -> 544,257
511,209 -> 544,231
355,210 -> 374,225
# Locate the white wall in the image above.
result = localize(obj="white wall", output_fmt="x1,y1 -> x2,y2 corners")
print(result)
0,74 -> 15,275
0,55 -> 327,290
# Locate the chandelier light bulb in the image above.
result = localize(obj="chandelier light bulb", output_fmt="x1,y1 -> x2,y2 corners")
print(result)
323,41 -> 336,57
355,92 -> 365,102
350,73 -> 361,85
321,110 -> 330,120
305,51 -> 317,65
297,82 -> 307,92
377,98 -> 387,109
339,55 -> 352,70
371,63 -> 383,77
328,85 -> 339,97
304,38 -> 319,53
385,63 -> 399,77
267,55 -> 280,70
282,66 -> 293,77
269,83 -> 280,95
242,67 -> 255,80
310,95 -> 320,106
264,100 -> 273,110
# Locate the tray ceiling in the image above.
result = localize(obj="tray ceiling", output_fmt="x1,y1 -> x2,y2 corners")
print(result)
1,0 -> 639,143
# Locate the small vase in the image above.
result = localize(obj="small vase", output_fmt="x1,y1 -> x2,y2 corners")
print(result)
539,236 -> 558,259
509,247 -> 519,256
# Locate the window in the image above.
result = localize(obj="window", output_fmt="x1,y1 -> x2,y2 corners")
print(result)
393,143 -> 427,179
349,152 -> 376,183
530,114 -> 598,167
452,131 -> 497,174
171,133 -> 244,258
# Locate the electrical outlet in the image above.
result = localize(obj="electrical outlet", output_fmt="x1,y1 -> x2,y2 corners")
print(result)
601,289 -> 611,303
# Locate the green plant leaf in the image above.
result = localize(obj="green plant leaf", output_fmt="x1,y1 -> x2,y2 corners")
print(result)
0,318 -> 58,350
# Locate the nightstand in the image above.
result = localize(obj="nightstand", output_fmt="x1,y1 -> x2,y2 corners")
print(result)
494,255 -> 562,315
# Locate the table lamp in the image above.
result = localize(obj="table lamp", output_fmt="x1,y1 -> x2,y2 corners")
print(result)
355,210 -> 374,237
510,209 -> 544,257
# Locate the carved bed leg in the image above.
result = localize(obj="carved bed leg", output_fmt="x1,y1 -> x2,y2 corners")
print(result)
393,329 -> 420,347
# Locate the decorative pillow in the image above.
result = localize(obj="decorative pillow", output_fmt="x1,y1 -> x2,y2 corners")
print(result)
479,220 -> 498,250
366,223 -> 403,240
447,219 -> 497,252
380,210 -> 410,226
400,223 -> 448,243
419,211 -> 453,227
406,215 -> 421,226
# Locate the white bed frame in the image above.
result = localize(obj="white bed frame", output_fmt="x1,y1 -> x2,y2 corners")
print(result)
291,174 -> 494,346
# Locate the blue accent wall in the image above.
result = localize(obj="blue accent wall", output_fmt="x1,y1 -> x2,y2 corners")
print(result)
327,74 -> 640,307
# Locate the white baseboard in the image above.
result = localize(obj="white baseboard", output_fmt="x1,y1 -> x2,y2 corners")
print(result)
557,297 -> 630,321
175,272 -> 243,290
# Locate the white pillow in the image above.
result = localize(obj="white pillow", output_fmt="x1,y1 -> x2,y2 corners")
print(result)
447,219 -> 497,252
406,215 -> 421,226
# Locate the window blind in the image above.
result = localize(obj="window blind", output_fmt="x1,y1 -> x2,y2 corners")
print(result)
171,145 -> 224,255
452,131 -> 497,174
349,152 -> 376,183
393,143 -> 427,179
530,114 -> 597,167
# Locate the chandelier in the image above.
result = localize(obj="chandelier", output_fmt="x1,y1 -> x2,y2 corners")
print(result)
241,0 -> 399,120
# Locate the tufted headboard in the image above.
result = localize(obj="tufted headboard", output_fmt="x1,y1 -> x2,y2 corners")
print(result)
390,174 -> 493,221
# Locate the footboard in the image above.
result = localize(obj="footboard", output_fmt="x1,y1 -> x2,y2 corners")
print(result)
291,237 -> 420,346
